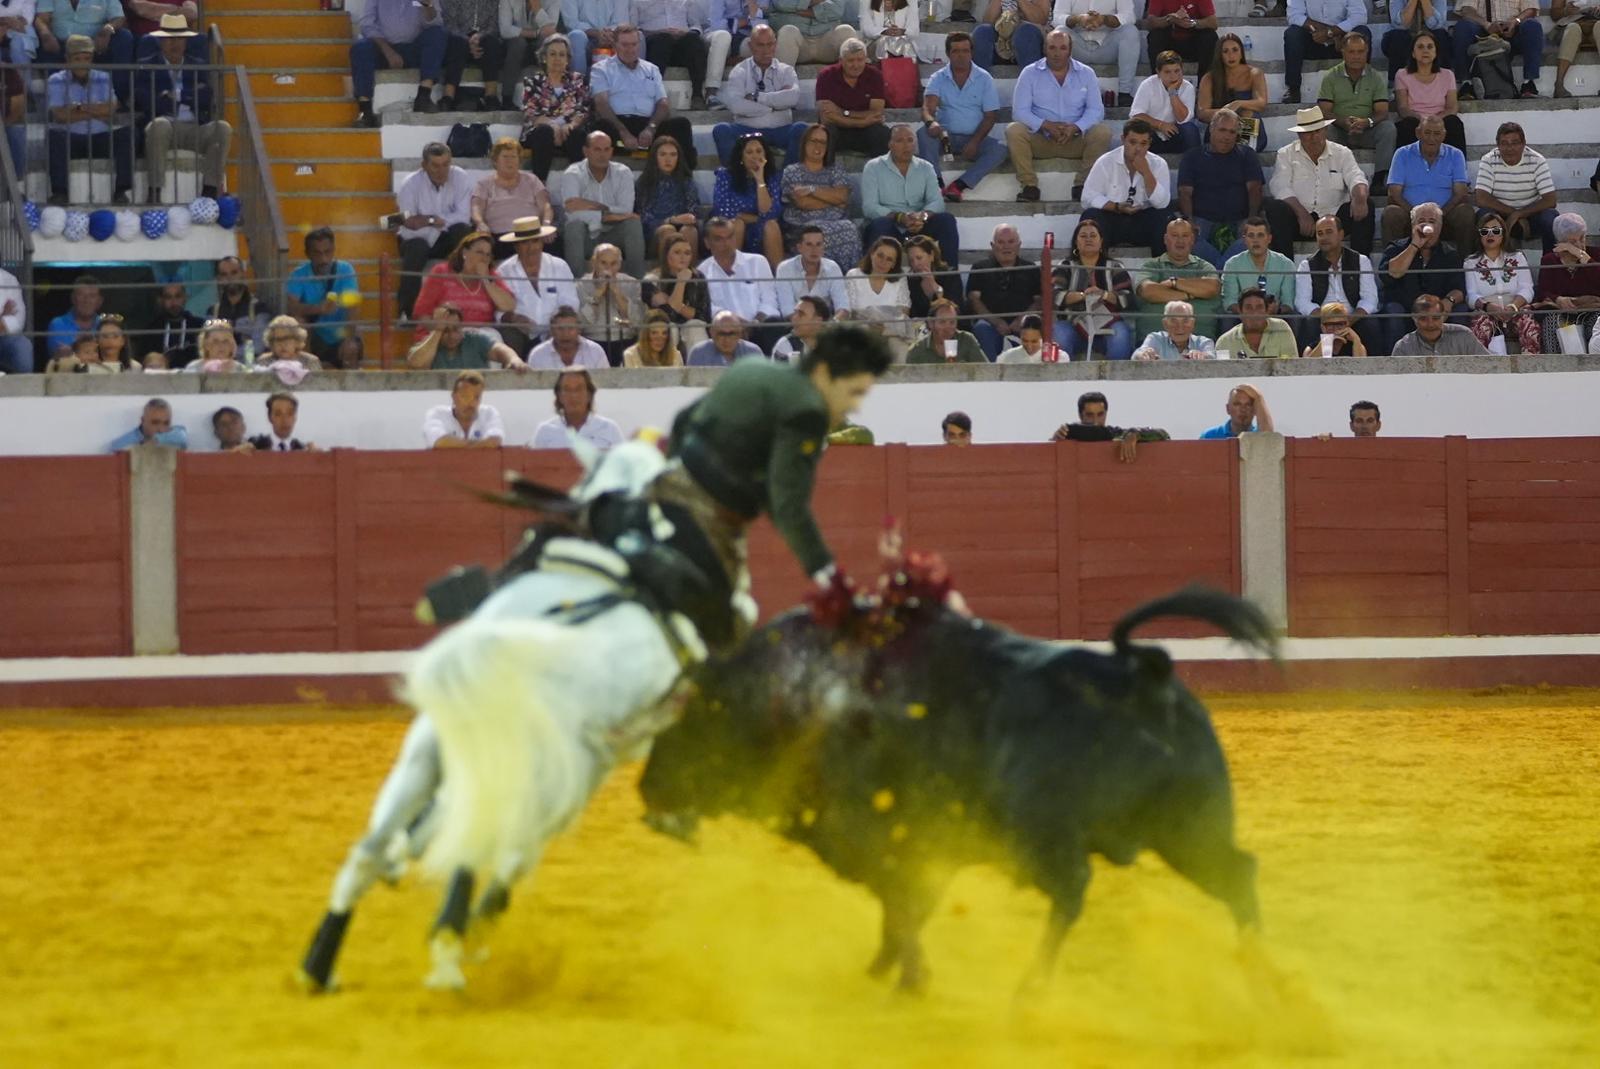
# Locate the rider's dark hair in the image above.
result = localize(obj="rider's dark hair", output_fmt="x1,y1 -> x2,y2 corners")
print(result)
799,324 -> 893,378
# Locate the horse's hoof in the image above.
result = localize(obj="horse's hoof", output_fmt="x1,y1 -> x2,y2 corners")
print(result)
423,965 -> 466,992
293,968 -> 338,995
425,931 -> 467,991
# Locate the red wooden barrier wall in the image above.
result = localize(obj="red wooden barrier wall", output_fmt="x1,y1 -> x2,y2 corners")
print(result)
1286,437 -> 1600,637
0,455 -> 130,657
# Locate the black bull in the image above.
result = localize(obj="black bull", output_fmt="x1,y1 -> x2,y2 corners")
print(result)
638,587 -> 1279,994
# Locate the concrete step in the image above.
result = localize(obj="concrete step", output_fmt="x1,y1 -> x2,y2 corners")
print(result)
255,97 -> 359,126
228,39 -> 351,69
246,69 -> 348,98
270,158 -> 394,190
206,11 -> 351,38
278,190 -> 394,228
217,0 -> 329,10
263,128 -> 381,157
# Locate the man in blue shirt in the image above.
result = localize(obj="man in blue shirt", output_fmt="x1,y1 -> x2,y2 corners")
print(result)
862,124 -> 962,270
917,31 -> 1006,203
285,227 -> 363,368
1003,29 -> 1111,203
34,0 -> 134,80
108,399 -> 190,452
1282,0 -> 1370,104
1199,384 -> 1273,439
589,24 -> 695,165
1176,110 -> 1263,268
1382,115 -> 1473,252
350,0 -> 454,128
45,274 -> 103,362
45,35 -> 133,204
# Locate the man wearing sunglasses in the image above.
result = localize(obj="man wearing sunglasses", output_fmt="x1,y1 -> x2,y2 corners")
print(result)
1391,293 -> 1488,356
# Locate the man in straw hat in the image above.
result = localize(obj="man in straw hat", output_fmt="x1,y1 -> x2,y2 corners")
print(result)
1262,104 -> 1372,257
44,34 -> 134,204
496,216 -> 576,356
137,12 -> 231,203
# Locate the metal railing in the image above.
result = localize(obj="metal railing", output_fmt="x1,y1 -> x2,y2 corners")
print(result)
0,89 -> 35,344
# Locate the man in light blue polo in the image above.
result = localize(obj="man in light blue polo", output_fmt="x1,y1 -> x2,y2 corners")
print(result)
561,0 -> 627,75
589,23 -> 695,164
916,30 -> 1005,204
862,123 -> 960,269
34,0 -> 133,74
1383,115 -> 1473,252
1198,384 -> 1273,439
108,399 -> 189,452
1003,29 -> 1110,203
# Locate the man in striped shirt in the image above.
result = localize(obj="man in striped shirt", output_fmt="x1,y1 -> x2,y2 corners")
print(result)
1474,121 -> 1559,253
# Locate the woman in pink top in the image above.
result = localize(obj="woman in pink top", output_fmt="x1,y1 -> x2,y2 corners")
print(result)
411,231 -> 518,339
1394,34 -> 1466,152
471,138 -> 554,258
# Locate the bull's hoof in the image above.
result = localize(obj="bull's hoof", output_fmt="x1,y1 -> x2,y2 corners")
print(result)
866,947 -> 897,981
893,967 -> 929,998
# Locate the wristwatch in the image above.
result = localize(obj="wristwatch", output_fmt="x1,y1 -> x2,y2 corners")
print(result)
843,109 -> 852,117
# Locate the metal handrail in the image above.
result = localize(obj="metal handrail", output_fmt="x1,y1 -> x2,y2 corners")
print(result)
230,65 -> 292,309
0,88 -> 35,352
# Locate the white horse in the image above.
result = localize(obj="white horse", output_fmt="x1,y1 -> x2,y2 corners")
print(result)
299,440 -> 708,992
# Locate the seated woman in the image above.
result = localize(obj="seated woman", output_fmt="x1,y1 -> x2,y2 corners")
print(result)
1197,34 -> 1268,152
411,230 -> 519,340
712,132 -> 784,268
47,315 -> 141,373
845,236 -> 915,362
257,315 -> 325,372
183,320 -> 250,373
471,137 -> 555,259
1394,33 -> 1466,153
640,234 -> 712,353
578,243 -> 645,365
1052,217 -> 1135,360
519,36 -> 591,183
1299,302 -> 1369,357
1533,211 -> 1600,353
859,0 -> 933,61
635,135 -> 703,264
622,310 -> 684,368
781,124 -> 861,268
903,234 -> 964,321
1464,209 -> 1539,355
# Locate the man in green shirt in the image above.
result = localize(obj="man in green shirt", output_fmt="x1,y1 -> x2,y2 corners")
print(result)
1318,32 -> 1397,185
905,298 -> 987,364
1136,216 -> 1223,339
1221,216 -> 1299,335
405,304 -> 527,370
1215,289 -> 1300,359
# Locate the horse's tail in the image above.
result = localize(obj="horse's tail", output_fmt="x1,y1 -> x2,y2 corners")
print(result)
1110,586 -> 1281,675
406,615 -> 582,882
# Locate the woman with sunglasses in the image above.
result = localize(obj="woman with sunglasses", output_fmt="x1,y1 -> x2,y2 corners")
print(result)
1465,209 -> 1539,354
1299,301 -> 1368,357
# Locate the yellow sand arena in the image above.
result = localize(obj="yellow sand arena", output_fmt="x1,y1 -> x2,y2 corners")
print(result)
3,691 -> 1597,1068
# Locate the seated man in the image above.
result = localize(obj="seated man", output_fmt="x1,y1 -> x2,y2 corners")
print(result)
528,305 -> 611,368
918,31 -> 1007,203
714,25 -> 807,164
1554,0 -> 1600,97
45,35 -> 134,205
1129,50 -> 1201,155
1132,298 -> 1216,360
1392,293 -> 1490,355
1452,0 -> 1543,100
862,124 -> 961,273
973,0 -> 1049,70
1381,0 -> 1451,88
46,274 -> 102,361
965,223 -> 1040,360
1215,288 -> 1299,358
423,369 -> 504,448
767,0 -> 857,67
906,297 -> 986,363
207,255 -> 274,354
815,36 -> 890,158
1004,29 -> 1111,204
497,217 -> 577,354
560,0 -> 624,76
211,405 -> 250,452
108,398 -> 189,452
1474,121 -> 1559,253
1142,0 -> 1218,72
632,0 -> 716,112
772,294 -> 831,362
562,131 -> 648,279
284,227 -> 363,368
0,263 -> 29,373
589,24 -> 695,162
530,368 -> 625,450
1319,30 -> 1396,186
1294,213 -> 1381,352
406,303 -> 527,370
147,281 -> 204,367
1137,216 -> 1222,340
1221,215 -> 1297,333
1281,0 -> 1369,105
1264,105 -> 1373,256
1176,109 -> 1263,269
247,392 -> 318,452
700,216 -> 782,347
775,225 -> 850,319
1378,200 -> 1466,352
1080,119 -> 1175,260
350,0 -> 455,128
1199,383 -> 1273,439
1051,390 -> 1171,460
394,142 -> 476,322
34,0 -> 134,77
1057,0 -> 1140,107
1384,116 -> 1473,253
688,310 -> 765,365
137,15 -> 232,204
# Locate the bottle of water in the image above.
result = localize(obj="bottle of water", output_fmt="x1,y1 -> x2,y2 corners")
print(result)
1243,34 -> 1253,56
243,339 -> 255,368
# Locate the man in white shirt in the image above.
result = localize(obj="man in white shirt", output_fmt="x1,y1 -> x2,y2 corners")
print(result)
1055,0 -> 1139,105
699,215 -> 781,349
1294,212 -> 1380,352
495,217 -> 578,355
529,368 -> 625,450
1079,120 -> 1173,258
561,130 -> 648,277
773,225 -> 849,318
423,369 -> 506,448
1263,105 -> 1372,256
527,307 -> 610,369
395,142 -> 476,321
712,24 -> 806,162
1128,50 -> 1199,154
247,391 -> 319,452
0,265 -> 29,373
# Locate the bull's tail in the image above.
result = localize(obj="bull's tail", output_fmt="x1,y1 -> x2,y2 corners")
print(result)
1110,586 -> 1280,667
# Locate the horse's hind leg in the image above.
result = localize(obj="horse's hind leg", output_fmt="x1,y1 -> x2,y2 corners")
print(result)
299,716 -> 443,993
425,867 -> 475,990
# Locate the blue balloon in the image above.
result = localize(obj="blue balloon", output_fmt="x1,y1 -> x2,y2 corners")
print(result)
216,194 -> 241,229
141,209 -> 169,240
88,209 -> 117,242
23,200 -> 41,232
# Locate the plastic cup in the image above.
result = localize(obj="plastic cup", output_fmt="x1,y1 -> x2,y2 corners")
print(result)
943,339 -> 958,361
1320,333 -> 1335,358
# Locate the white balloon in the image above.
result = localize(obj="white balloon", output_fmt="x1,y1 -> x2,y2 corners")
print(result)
38,205 -> 67,238
166,205 -> 193,239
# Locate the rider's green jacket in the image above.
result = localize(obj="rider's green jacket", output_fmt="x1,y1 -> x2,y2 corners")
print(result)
669,356 -> 833,576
